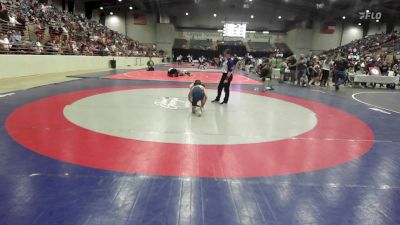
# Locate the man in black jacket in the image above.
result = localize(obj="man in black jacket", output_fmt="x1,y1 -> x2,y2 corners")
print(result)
287,55 -> 297,84
333,53 -> 349,91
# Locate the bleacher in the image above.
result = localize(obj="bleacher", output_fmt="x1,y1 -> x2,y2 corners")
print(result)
190,39 -> 213,50
0,0 -> 156,56
217,40 -> 243,46
217,40 -> 246,56
248,42 -> 274,52
171,38 -> 294,58
274,43 -> 291,53
173,39 -> 189,49
323,32 -> 400,56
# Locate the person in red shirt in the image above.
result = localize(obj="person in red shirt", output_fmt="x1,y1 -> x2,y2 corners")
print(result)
365,59 -> 380,75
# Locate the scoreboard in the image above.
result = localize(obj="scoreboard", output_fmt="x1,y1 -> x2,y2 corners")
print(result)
223,23 -> 247,38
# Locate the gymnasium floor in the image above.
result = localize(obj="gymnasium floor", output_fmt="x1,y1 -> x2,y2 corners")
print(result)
0,65 -> 399,225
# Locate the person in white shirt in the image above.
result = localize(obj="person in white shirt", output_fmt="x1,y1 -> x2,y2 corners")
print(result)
8,14 -> 21,27
35,41 -> 43,54
320,55 -> 333,86
176,54 -> 183,65
0,34 -> 10,50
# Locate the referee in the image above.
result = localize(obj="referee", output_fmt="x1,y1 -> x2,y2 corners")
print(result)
212,49 -> 235,104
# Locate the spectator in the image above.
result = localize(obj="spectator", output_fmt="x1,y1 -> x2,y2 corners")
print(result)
147,57 -> 155,71
287,55 -> 297,84
320,55 -> 333,86
8,13 -> 21,26
0,33 -> 10,51
295,54 -> 307,86
333,53 -> 349,91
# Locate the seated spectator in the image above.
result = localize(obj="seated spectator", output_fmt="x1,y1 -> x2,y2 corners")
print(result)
147,57 -> 155,71
8,13 -> 21,26
380,62 -> 389,76
0,3 -> 9,23
34,41 -> 43,54
0,33 -> 10,51
14,31 -> 22,42
392,63 -> 400,76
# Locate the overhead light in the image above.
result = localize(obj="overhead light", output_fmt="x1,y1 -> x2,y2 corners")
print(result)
263,31 -> 270,34
185,12 -> 189,16
358,23 -> 362,26
118,0 -> 122,2
100,6 -> 103,10
247,31 -> 256,33
342,16 -> 346,20
110,12 -> 113,15
278,16 -> 282,19
129,6 -> 133,10
213,13 -> 217,17
250,15 -> 254,19
249,0 -> 253,2
366,9 -> 370,13
376,19 -> 379,22
217,30 -> 223,32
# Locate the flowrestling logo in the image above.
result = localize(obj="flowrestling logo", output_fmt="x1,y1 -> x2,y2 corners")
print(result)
359,11 -> 382,20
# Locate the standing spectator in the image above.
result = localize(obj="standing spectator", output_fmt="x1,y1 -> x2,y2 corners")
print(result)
307,59 -> 316,85
177,54 -> 183,65
287,55 -> 297,84
333,53 -> 349,91
296,54 -> 307,86
313,61 -> 321,85
321,56 -> 333,86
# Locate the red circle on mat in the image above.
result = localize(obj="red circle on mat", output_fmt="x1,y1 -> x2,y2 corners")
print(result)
5,86 -> 374,178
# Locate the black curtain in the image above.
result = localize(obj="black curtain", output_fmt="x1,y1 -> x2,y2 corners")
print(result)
172,49 -> 219,61
217,44 -> 247,57
85,1 -> 101,19
67,0 -> 74,13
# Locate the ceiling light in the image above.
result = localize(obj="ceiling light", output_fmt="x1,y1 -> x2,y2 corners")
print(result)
110,12 -> 113,15
263,31 -> 270,34
278,16 -> 282,19
100,6 -> 103,10
249,0 -> 253,2
366,10 -> 370,13
129,6 -> 133,10
213,13 -> 217,17
251,15 -> 254,19
118,0 -> 122,2
342,16 -> 346,20
376,19 -> 379,22
186,12 -> 189,16
358,23 -> 362,26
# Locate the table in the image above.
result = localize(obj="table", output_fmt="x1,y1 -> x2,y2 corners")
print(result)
349,74 -> 399,84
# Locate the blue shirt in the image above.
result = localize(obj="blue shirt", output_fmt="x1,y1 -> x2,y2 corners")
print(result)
222,58 -> 234,73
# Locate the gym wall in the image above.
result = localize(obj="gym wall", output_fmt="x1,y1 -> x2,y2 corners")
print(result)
0,55 -> 162,79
